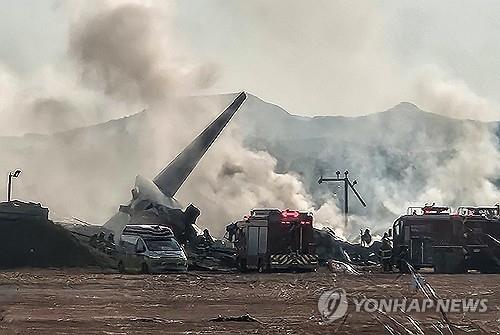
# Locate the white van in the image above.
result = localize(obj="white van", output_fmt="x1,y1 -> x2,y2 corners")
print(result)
117,225 -> 188,273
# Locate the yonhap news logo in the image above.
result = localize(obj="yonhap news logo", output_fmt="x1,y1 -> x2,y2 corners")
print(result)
317,288 -> 348,323
318,288 -> 488,324
351,297 -> 488,314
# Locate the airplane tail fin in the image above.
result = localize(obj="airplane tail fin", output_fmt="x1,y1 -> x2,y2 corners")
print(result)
153,92 -> 247,197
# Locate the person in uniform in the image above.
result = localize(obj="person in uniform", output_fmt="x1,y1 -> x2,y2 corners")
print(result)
203,229 -> 214,246
360,228 -> 372,247
380,232 -> 392,272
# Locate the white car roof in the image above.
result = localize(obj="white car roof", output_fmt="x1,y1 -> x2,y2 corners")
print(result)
122,224 -> 174,237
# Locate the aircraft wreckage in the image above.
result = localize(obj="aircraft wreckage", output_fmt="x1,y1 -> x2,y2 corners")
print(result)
60,90 -> 381,271
0,90 -> 413,272
95,92 -> 247,270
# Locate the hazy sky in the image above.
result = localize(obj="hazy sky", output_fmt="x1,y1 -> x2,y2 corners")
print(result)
1,0 -> 499,119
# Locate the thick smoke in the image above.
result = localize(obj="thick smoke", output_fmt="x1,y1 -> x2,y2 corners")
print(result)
333,70 -> 500,238
177,129 -> 324,236
0,1 -> 338,237
410,68 -> 500,207
173,1 -> 500,240
68,2 -> 330,236
1,1 -> 499,242
69,3 -> 214,104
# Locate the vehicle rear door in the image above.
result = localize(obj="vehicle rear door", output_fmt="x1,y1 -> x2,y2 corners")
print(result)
131,238 -> 147,271
120,235 -> 138,272
409,222 -> 433,266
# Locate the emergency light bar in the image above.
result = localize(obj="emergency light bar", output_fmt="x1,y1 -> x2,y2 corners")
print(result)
281,209 -> 300,218
456,205 -> 500,217
407,205 -> 450,215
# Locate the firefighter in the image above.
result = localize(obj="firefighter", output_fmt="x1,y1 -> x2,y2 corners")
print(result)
203,229 -> 214,246
97,232 -> 105,242
96,232 -> 106,252
225,222 -> 237,242
360,228 -> 372,247
105,233 -> 116,254
380,232 -> 392,272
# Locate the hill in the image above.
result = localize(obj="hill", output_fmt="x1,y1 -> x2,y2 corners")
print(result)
0,93 -> 498,235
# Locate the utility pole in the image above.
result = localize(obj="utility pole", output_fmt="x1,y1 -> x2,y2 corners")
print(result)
318,170 -> 366,227
7,169 -> 21,202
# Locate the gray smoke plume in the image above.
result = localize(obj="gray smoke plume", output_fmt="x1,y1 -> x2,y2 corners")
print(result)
410,68 -> 500,207
1,1 -> 499,241
70,3 -> 207,104
0,1 -> 332,237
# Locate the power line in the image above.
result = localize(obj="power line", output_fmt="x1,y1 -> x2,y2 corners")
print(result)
318,170 -> 366,227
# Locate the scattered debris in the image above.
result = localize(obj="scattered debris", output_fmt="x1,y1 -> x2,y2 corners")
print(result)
328,260 -> 361,275
209,314 -> 261,323
314,227 -> 381,266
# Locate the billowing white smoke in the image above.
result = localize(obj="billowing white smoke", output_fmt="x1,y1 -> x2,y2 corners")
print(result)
412,68 -> 500,207
0,1 -> 343,237
2,1 -> 499,242
376,68 -> 500,232
181,1 -> 500,239
414,65 -> 497,121
178,133 -> 317,234
67,2 -> 338,236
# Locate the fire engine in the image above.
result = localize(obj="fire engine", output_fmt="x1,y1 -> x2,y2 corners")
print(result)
459,205 -> 500,273
226,208 -> 319,272
391,204 -> 500,273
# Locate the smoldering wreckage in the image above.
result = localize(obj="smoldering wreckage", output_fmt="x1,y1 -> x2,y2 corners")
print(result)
1,92 -> 500,276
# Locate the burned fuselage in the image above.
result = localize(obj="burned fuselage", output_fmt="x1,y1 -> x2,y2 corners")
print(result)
104,92 -> 247,245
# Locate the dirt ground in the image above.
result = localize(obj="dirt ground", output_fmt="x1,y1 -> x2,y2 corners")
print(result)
0,268 -> 498,334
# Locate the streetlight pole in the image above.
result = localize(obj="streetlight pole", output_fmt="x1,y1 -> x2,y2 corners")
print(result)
318,170 -> 366,227
7,169 -> 21,202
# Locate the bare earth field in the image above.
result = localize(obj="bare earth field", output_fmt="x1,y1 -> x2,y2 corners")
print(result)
0,269 -> 498,334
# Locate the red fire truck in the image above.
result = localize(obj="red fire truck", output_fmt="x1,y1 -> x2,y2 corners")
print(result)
227,208 -> 319,272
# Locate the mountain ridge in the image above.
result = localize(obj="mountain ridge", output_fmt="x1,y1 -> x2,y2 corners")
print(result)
1,93 -> 492,141
0,93 -> 497,235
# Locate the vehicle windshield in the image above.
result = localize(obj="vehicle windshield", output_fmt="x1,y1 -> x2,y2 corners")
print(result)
145,239 -> 181,251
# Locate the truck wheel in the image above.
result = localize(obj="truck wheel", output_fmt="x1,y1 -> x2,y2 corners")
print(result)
141,263 -> 149,274
397,260 -> 410,273
257,259 -> 268,273
435,261 -> 465,274
455,262 -> 466,274
434,257 -> 450,273
239,258 -> 247,272
479,266 -> 499,274
118,261 -> 125,274
434,248 -> 466,274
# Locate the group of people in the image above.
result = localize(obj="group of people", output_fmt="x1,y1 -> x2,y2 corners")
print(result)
89,232 -> 116,254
